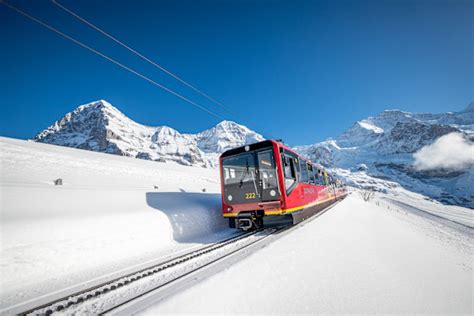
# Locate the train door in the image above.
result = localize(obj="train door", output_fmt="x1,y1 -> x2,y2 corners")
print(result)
257,150 -> 280,201
298,158 -> 310,202
318,168 -> 328,199
281,151 -> 298,197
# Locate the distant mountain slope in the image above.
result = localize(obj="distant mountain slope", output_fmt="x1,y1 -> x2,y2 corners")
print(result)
34,100 -> 473,208
295,102 -> 474,208
34,100 -> 264,167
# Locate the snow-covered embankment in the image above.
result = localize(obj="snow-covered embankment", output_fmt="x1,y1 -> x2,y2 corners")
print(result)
0,137 -> 230,310
143,191 -> 472,314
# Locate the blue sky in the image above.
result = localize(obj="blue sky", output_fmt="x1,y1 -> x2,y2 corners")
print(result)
1,0 -> 472,145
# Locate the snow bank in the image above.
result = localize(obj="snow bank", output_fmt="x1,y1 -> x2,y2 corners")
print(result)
0,137 -> 229,309
142,193 -> 472,314
332,167 -> 473,226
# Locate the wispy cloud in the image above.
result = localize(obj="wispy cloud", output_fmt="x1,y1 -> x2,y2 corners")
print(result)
413,133 -> 474,171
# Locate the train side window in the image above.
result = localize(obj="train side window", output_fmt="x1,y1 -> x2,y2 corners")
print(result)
299,159 -> 310,183
316,169 -> 324,185
282,154 -> 297,193
308,164 -> 315,184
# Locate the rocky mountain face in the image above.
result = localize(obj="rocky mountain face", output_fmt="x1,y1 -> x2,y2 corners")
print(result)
34,100 -> 264,167
34,99 -> 473,208
295,102 -> 474,208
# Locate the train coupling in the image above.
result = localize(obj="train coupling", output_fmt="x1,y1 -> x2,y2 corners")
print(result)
236,218 -> 253,230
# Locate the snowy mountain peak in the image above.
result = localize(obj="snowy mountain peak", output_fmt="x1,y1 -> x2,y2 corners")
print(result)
212,120 -> 258,136
34,100 -> 264,167
214,120 -> 242,129
296,102 -> 474,208
73,99 -> 122,116
196,120 -> 264,153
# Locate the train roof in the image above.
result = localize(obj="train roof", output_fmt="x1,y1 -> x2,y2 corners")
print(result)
220,140 -> 277,158
220,140 -> 314,163
220,139 -> 332,175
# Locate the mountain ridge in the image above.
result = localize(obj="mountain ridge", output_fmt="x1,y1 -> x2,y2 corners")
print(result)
33,99 -> 474,208
295,102 -> 474,208
34,100 -> 264,167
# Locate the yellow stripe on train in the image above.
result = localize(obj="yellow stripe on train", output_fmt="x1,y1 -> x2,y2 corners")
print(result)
223,196 -> 337,217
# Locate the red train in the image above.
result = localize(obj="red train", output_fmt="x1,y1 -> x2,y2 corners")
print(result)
219,140 -> 347,230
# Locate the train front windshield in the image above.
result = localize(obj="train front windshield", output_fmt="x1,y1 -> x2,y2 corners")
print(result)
222,149 -> 280,204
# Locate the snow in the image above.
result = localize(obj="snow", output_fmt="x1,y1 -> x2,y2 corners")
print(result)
296,103 -> 474,208
32,99 -> 474,208
33,230 -> 275,315
358,120 -> 384,133
0,137 -> 233,310
33,100 -> 264,168
1,135 -> 472,314
141,192 -> 472,315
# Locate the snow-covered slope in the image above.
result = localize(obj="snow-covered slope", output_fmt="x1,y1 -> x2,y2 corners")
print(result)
0,137 -> 236,310
295,102 -> 474,208
1,137 -> 471,314
142,192 -> 472,315
34,100 -> 264,167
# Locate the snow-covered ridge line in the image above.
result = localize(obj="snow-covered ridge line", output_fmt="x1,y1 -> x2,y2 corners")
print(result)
33,99 -> 474,208
33,100 -> 264,168
295,101 -> 474,208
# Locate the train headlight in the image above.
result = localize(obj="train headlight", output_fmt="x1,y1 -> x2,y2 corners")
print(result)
270,190 -> 276,197
228,195 -> 233,201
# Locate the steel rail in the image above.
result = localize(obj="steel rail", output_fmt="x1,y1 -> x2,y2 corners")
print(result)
14,198 -> 346,316
17,230 -> 257,316
100,226 -> 289,315
107,200 -> 343,315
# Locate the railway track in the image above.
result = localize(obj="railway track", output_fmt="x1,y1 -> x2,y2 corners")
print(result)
9,200 -> 342,316
16,227 -> 284,316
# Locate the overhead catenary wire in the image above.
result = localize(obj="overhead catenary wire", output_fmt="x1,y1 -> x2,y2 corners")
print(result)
1,0 -> 225,121
51,0 -> 233,113
3,0 -> 277,141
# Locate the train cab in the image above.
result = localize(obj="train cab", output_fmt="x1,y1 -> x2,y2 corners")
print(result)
219,140 -> 347,230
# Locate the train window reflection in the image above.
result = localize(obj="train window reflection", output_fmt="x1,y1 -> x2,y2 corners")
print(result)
222,154 -> 256,185
282,154 -> 297,192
